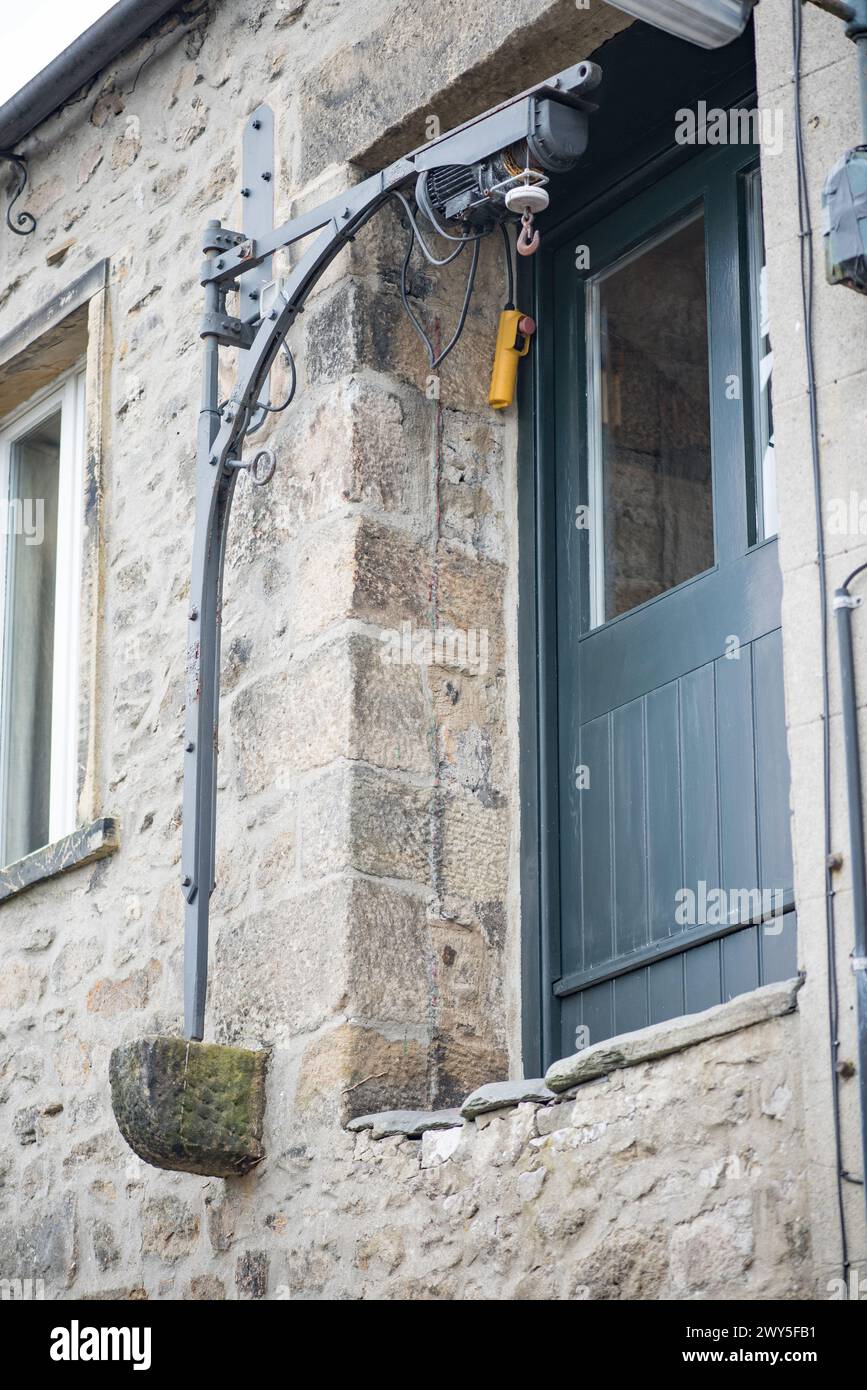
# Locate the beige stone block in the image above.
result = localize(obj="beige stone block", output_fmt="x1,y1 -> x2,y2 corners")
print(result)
85,960 -> 162,1019
774,371 -> 867,578
212,875 -> 430,1042
294,1022 -> 429,1120
299,761 -> 432,884
765,238 -> 867,409
0,958 -> 47,1012
757,54 -> 861,253
440,786 -> 510,902
293,514 -> 431,642
294,0 -> 629,179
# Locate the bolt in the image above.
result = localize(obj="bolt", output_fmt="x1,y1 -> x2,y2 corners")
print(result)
261,171 -> 271,182
189,607 -> 199,620
241,188 -> 251,197
252,118 -> 261,129
216,259 -> 224,269
185,740 -> 195,752
269,309 -> 278,319
182,874 -> 192,888
209,456 -> 217,466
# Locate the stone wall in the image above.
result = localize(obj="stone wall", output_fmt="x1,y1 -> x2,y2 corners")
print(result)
4,984 -> 814,1299
0,0 -> 862,1301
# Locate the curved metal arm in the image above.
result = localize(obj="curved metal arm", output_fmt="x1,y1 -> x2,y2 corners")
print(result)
0,151 -> 36,235
181,176 -> 401,1040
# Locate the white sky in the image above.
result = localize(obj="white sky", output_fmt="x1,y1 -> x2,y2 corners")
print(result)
0,1 -> 116,107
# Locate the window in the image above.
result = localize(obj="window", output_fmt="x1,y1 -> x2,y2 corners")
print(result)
0,369 -> 86,866
587,208 -> 715,627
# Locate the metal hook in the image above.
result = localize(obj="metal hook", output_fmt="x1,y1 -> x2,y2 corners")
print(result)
516,209 -> 540,258
0,151 -> 36,236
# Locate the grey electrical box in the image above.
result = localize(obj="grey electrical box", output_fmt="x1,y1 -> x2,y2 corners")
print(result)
823,146 -> 867,295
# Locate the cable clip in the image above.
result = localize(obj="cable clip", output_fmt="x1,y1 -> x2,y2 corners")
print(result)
852,955 -> 867,973
833,591 -> 862,610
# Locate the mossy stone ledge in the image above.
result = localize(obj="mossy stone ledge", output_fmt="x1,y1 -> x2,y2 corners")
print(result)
110,1036 -> 267,1178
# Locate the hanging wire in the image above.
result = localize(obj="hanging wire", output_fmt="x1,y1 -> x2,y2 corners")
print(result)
399,217 -> 481,369
500,220 -> 514,309
390,189 -> 472,265
391,185 -> 498,370
246,288 -> 299,434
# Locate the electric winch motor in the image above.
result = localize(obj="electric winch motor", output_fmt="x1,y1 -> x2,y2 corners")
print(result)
416,95 -> 592,229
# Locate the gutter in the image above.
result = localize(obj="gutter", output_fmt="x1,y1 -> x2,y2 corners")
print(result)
0,0 -> 184,151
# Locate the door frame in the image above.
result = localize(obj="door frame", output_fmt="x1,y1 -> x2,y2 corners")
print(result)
518,65 -> 763,1074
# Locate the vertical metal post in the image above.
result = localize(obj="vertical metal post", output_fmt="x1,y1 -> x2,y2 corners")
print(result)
182,220 -> 224,1040
181,110 -> 274,1042
834,585 -> 867,1221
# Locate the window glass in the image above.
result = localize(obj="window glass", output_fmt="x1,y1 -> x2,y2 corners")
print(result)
0,372 -> 83,866
745,168 -> 776,541
2,410 -> 60,863
587,211 -> 714,626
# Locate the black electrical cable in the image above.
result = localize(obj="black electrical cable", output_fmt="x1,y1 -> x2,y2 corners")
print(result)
793,0 -> 850,1289
416,172 -> 498,244
501,221 -> 515,309
842,560 -> 867,592
398,217 -> 482,368
256,344 -> 297,415
390,189 -> 473,265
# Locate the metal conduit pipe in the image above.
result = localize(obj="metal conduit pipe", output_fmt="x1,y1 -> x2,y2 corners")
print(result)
834,563 -> 867,1225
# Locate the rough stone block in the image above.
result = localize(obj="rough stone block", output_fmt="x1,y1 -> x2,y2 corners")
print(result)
545,978 -> 803,1092
295,1023 -> 429,1120
461,1078 -> 555,1119
110,1036 -> 268,1178
347,1108 -> 463,1139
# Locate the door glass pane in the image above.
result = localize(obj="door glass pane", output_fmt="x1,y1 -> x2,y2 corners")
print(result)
744,168 -> 776,541
2,409 -> 60,863
588,210 -> 714,626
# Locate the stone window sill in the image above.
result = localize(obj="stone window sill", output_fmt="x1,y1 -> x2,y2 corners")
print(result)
0,817 -> 119,905
347,976 -> 804,1140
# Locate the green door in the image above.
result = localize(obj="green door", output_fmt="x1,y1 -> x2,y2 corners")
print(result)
540,140 -> 796,1061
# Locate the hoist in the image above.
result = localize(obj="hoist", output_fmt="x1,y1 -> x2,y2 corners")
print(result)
110,59 -> 601,1176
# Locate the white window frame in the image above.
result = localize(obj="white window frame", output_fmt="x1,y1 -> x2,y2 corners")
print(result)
0,366 -> 86,864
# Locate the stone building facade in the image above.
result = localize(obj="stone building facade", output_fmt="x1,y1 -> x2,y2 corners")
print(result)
0,0 -> 865,1300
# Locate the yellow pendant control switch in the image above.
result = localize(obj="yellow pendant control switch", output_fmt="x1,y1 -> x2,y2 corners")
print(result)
488,310 -> 536,410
